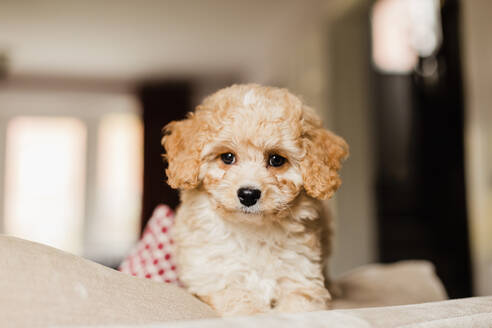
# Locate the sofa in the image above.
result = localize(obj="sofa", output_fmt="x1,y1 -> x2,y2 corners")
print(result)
0,235 -> 491,327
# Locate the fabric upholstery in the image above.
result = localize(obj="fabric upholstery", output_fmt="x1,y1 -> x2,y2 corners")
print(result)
332,260 -> 448,309
119,205 -> 179,284
0,234 -> 476,328
117,297 -> 492,328
0,235 -> 217,327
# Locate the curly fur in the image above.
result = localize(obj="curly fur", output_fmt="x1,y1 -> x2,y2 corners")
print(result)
162,84 -> 348,316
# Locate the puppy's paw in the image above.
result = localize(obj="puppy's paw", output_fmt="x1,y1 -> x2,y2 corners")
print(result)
198,289 -> 270,317
273,289 -> 331,313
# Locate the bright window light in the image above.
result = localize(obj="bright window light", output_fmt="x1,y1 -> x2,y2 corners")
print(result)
4,116 -> 87,254
87,112 -> 143,262
371,0 -> 441,73
371,0 -> 417,73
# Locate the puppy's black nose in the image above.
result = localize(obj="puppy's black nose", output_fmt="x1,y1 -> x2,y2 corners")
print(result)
237,188 -> 261,207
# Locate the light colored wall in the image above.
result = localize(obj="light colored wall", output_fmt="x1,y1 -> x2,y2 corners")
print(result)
326,0 -> 376,276
461,0 -> 492,296
279,0 -> 376,277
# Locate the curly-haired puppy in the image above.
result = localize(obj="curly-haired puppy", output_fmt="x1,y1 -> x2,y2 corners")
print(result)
162,84 -> 348,316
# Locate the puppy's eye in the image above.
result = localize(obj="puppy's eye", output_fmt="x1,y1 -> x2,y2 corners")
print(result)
220,152 -> 236,165
268,154 -> 286,167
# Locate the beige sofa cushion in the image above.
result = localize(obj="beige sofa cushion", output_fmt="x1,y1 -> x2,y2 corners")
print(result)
0,236 -> 217,327
332,260 -> 448,309
127,297 -> 492,328
0,235 -> 449,327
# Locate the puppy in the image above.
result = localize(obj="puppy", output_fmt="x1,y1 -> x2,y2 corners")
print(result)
162,84 -> 348,316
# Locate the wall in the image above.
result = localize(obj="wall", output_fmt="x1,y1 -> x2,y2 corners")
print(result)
326,0 -> 376,276
280,0 -> 376,276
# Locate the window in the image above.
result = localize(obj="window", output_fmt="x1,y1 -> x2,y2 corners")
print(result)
85,113 -> 143,263
0,90 -> 143,265
4,116 -> 87,253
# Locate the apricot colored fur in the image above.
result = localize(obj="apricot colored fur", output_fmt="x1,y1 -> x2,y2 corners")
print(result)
162,84 -> 348,316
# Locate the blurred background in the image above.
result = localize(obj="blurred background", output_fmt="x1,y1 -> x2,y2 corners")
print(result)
0,0 -> 490,299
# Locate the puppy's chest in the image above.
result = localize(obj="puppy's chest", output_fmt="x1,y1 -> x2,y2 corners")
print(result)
226,227 -> 300,272
178,217 -> 318,280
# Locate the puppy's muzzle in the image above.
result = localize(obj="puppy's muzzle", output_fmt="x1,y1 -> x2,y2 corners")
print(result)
237,187 -> 261,207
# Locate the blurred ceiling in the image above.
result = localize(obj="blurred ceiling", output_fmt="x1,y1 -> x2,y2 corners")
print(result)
0,0 -> 334,82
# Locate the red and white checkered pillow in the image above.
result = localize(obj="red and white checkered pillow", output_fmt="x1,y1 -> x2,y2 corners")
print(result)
119,204 -> 180,285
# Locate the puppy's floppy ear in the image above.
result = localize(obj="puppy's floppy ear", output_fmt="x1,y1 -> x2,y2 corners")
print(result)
162,113 -> 204,190
301,127 -> 349,200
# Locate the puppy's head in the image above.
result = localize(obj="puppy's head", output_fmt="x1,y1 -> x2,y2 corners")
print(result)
162,84 -> 348,223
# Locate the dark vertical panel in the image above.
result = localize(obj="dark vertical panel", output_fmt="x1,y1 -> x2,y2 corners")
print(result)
413,0 -> 472,298
373,0 -> 472,298
139,81 -> 192,232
